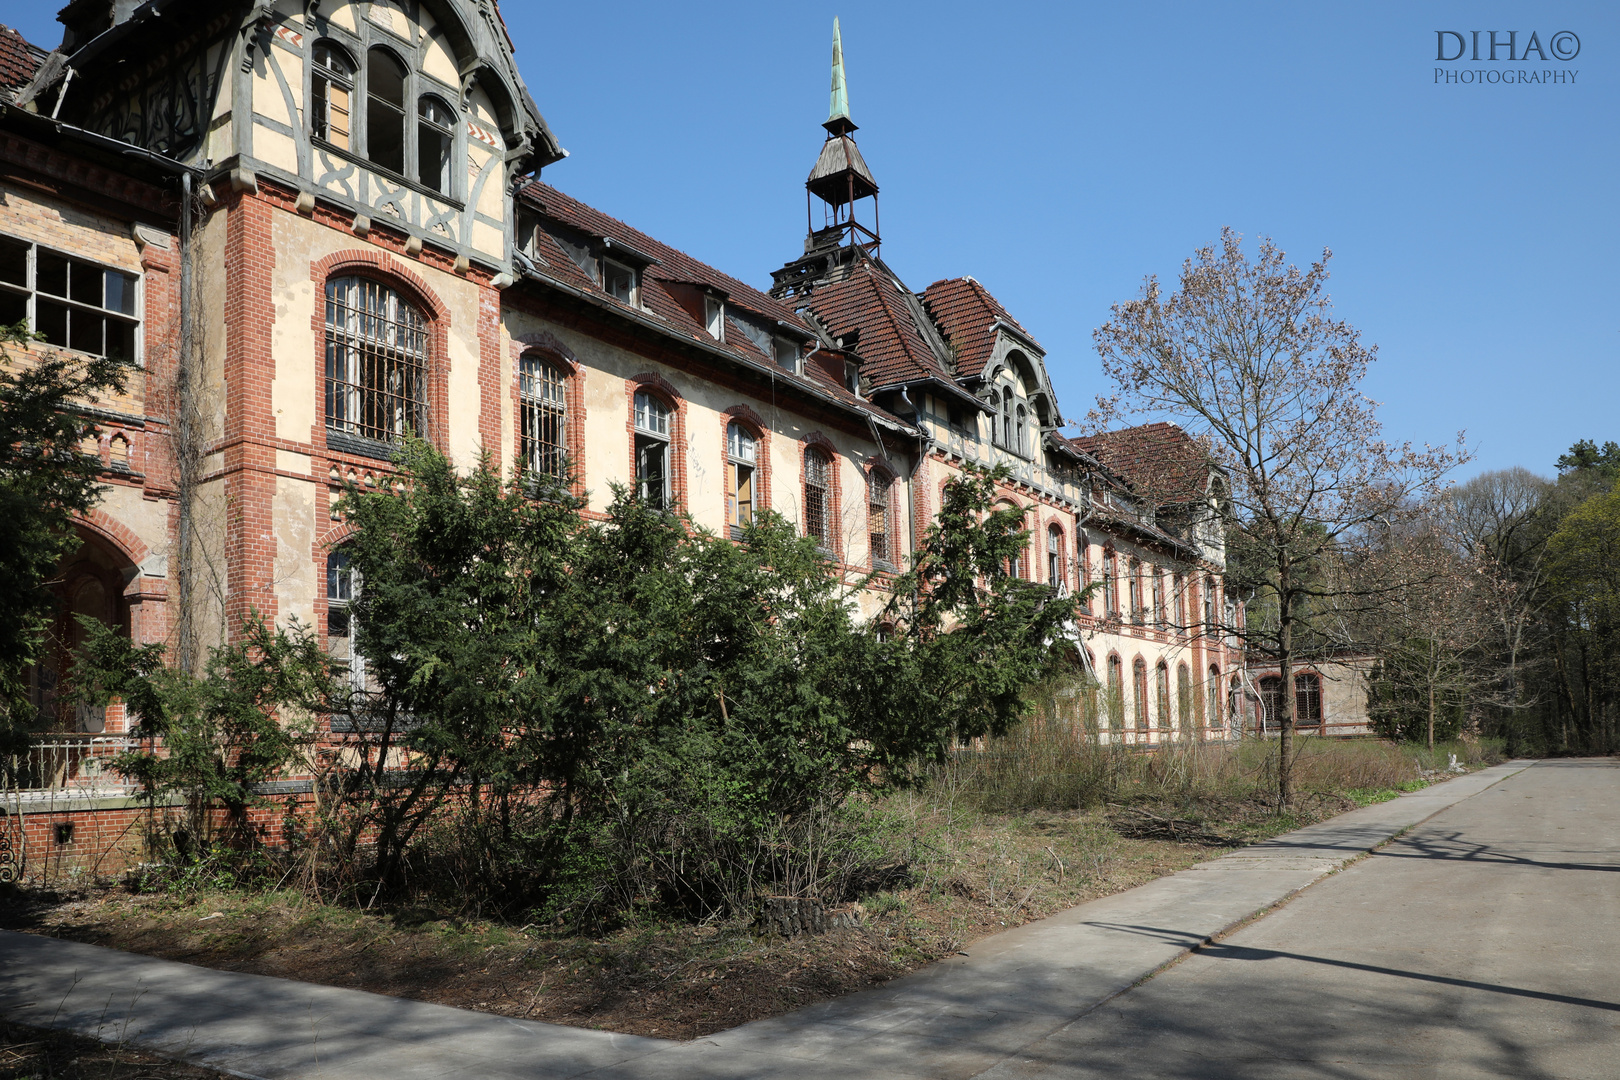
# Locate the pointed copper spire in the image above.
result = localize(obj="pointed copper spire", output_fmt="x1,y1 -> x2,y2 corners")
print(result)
824,17 -> 857,136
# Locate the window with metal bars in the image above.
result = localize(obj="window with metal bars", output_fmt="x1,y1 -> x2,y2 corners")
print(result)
1295,673 -> 1324,733
1133,657 -> 1150,731
324,276 -> 429,447
804,448 -> 832,548
868,469 -> 892,568
519,354 -> 567,479
1156,662 -> 1172,730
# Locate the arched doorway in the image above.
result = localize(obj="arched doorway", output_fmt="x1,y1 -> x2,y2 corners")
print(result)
25,529 -> 136,733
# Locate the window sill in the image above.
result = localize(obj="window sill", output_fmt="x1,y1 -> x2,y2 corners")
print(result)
326,429 -> 399,462
311,138 -> 467,209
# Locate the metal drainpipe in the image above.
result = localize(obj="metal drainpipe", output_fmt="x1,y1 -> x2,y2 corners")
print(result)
175,171 -> 195,671
897,386 -> 931,568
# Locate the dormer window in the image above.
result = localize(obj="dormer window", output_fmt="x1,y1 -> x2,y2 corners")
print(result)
603,258 -> 638,306
844,360 -> 861,397
773,337 -> 800,374
704,296 -> 725,341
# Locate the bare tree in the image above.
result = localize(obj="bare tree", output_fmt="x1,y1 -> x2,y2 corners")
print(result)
1093,228 -> 1467,807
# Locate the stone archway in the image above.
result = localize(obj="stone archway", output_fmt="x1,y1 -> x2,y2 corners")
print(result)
26,527 -> 139,733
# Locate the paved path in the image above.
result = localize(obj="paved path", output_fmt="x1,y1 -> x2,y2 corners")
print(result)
0,760 -> 1537,1079
982,758 -> 1620,1080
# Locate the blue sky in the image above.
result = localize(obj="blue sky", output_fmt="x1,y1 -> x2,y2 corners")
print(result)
9,2 -> 1614,482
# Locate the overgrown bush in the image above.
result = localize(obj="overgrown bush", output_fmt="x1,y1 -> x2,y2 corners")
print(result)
87,442 -> 1073,927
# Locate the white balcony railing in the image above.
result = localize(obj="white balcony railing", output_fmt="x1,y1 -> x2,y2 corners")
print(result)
3,735 -> 135,798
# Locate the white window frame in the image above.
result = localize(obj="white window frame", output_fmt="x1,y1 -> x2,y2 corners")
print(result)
602,257 -> 639,307
704,296 -> 725,341
634,390 -> 672,509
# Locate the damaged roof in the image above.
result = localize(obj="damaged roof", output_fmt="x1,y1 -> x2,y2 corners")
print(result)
516,181 -> 913,430
1068,422 -> 1217,506
0,24 -> 45,101
794,258 -> 953,390
919,276 -> 1042,381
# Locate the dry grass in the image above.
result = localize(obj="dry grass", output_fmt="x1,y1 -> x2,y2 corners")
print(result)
0,1018 -> 227,1080
2,729 -> 1501,1041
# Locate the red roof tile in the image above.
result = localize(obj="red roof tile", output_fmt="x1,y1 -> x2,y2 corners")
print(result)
919,276 -> 1041,380
0,24 -> 45,97
1068,422 -> 1213,506
515,181 -> 910,428
522,181 -> 803,326
794,258 -> 949,390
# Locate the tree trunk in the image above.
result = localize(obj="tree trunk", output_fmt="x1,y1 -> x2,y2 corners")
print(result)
1277,569 -> 1294,811
1427,679 -> 1436,751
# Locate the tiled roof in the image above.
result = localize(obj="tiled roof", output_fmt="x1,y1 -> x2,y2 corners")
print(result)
794,258 -> 949,390
0,24 -> 45,99
522,181 -> 802,325
516,181 -> 911,429
919,276 -> 1042,381
1068,422 -> 1213,506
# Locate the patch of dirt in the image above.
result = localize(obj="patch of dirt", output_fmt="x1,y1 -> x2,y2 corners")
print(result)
0,798 -> 1347,1041
0,1018 -> 229,1080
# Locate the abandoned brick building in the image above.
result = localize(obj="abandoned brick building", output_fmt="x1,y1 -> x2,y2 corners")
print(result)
0,2 -> 1242,879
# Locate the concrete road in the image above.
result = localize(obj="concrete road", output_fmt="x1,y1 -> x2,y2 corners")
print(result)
986,758 -> 1620,1080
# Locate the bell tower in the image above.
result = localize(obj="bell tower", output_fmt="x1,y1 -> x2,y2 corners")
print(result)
806,17 -> 880,256
772,18 -> 881,298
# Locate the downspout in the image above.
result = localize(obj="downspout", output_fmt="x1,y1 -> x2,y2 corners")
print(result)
175,171 -> 197,672
897,386 -> 931,568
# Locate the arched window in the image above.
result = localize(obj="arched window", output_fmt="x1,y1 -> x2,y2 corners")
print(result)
803,447 -> 832,547
1001,504 -> 1025,579
326,549 -> 365,694
1106,654 -> 1124,732
519,355 -> 567,478
311,42 -> 354,150
1047,523 -> 1064,588
1015,404 -> 1027,456
1296,673 -> 1324,735
633,390 -> 671,509
1229,674 -> 1243,732
366,48 -> 408,174
1155,662 -> 1172,731
1001,392 -> 1013,450
1133,657 -> 1150,732
1103,547 -> 1118,617
1177,662 -> 1192,731
868,468 -> 893,568
1203,576 -> 1217,634
727,422 -> 758,533
1208,665 -> 1223,729
325,276 -> 429,445
417,95 -> 455,195
1258,675 -> 1283,732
